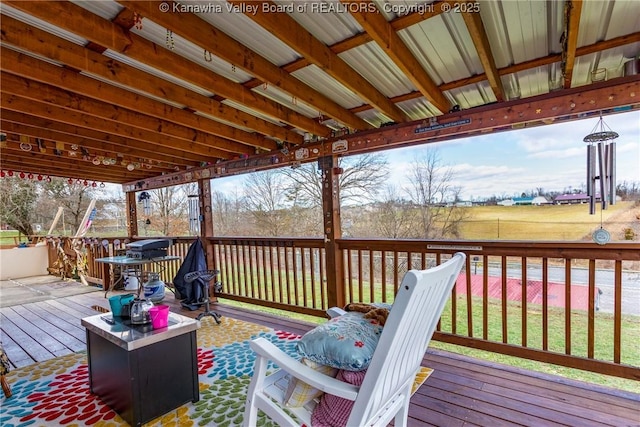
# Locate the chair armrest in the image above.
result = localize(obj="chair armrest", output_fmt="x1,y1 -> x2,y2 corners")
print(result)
250,337 -> 359,401
326,307 -> 347,318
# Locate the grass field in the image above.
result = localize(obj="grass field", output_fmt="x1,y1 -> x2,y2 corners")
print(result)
0,230 -> 30,246
458,201 -> 636,241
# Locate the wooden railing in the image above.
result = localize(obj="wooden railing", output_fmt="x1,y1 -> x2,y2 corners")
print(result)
48,237 -> 640,380
336,240 -> 640,380
211,237 -> 328,317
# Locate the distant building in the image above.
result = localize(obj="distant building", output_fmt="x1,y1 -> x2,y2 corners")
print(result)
553,193 -> 620,205
554,193 -> 592,205
498,196 -> 549,206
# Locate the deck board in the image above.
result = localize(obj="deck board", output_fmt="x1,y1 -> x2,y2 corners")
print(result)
1,283 -> 638,427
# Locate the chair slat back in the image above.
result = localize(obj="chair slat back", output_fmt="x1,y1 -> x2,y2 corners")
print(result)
348,252 -> 466,425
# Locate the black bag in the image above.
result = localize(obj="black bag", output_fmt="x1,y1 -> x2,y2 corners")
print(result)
173,238 -> 207,310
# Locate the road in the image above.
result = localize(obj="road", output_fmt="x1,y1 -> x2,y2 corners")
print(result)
476,263 -> 640,315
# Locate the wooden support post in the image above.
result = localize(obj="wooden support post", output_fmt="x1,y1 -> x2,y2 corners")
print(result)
125,191 -> 138,237
319,156 -> 345,309
198,179 -> 215,268
198,179 -> 216,298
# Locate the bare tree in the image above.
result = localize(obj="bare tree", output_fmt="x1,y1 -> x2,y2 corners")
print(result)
406,149 -> 469,239
279,153 -> 389,208
147,185 -> 190,236
211,189 -> 249,236
370,185 -> 418,238
0,177 -> 38,236
40,179 -> 100,233
242,170 -> 291,236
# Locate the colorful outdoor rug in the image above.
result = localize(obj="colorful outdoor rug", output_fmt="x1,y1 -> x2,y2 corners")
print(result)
0,317 -> 433,427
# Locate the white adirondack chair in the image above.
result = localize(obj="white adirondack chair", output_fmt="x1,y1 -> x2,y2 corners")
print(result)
243,252 -> 466,427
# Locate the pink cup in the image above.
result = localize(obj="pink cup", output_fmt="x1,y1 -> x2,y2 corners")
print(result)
149,305 -> 170,329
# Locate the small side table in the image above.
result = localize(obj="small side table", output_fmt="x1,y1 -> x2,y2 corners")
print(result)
82,313 -> 200,426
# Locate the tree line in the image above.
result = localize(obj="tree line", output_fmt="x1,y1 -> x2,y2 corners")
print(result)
2,149 -> 638,240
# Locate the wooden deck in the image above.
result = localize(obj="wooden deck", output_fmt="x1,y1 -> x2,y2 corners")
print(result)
1,285 -> 638,426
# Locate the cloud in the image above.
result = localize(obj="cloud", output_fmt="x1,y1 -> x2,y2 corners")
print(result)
527,146 -> 583,159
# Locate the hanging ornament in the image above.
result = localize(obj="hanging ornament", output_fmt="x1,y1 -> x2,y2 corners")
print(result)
70,144 -> 79,151
7,170 -> 14,177
69,150 -> 78,157
204,49 -> 212,62
127,163 -> 135,171
133,12 -> 143,30
92,156 -> 101,165
0,171 -> 5,178
166,29 -> 175,50
20,142 -> 32,151
83,180 -> 88,186
99,182 -> 105,188
27,173 -> 34,179
68,178 -> 74,184
46,176 -> 52,183
19,171 -> 26,179
583,112 -> 619,244
37,174 -> 43,181
583,112 -> 618,215
91,181 -> 97,187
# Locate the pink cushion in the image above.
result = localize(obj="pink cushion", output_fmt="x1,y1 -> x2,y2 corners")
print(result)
310,369 -> 367,427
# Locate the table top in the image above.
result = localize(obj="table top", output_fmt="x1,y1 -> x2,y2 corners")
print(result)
82,311 -> 200,351
94,255 -> 181,266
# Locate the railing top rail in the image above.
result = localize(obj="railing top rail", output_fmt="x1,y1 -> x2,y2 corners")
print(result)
336,239 -> 640,260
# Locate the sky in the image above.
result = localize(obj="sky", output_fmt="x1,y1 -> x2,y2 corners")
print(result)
382,109 -> 640,200
112,109 -> 638,202
208,109 -> 639,201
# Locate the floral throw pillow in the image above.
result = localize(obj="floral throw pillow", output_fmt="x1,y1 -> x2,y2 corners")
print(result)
296,310 -> 386,371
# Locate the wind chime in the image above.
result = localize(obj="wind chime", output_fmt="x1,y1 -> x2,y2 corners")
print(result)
187,194 -> 201,235
583,113 -> 618,244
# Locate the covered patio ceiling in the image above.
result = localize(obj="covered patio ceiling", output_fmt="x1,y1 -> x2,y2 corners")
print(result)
1,0 -> 639,188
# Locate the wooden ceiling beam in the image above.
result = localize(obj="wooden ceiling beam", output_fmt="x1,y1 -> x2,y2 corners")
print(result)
231,0 -> 408,124
0,111 -> 201,167
351,32 -> 640,114
562,0 -> 583,88
1,69 -> 254,159
0,95 -> 229,161
0,17 -> 278,151
461,11 -> 506,101
343,0 -> 451,113
127,76 -> 639,190
2,0 -> 322,139
116,1 -> 372,132
273,0 -> 456,77
0,121 -> 177,173
0,151 -> 147,183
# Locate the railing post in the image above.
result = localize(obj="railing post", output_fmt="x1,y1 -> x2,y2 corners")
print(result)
319,156 -> 345,309
125,191 -> 138,237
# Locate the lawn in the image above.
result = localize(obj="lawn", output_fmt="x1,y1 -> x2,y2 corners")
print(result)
0,230 -> 30,246
458,201 -> 634,240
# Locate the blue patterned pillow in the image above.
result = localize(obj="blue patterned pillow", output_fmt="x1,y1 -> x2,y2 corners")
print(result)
296,308 -> 388,371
